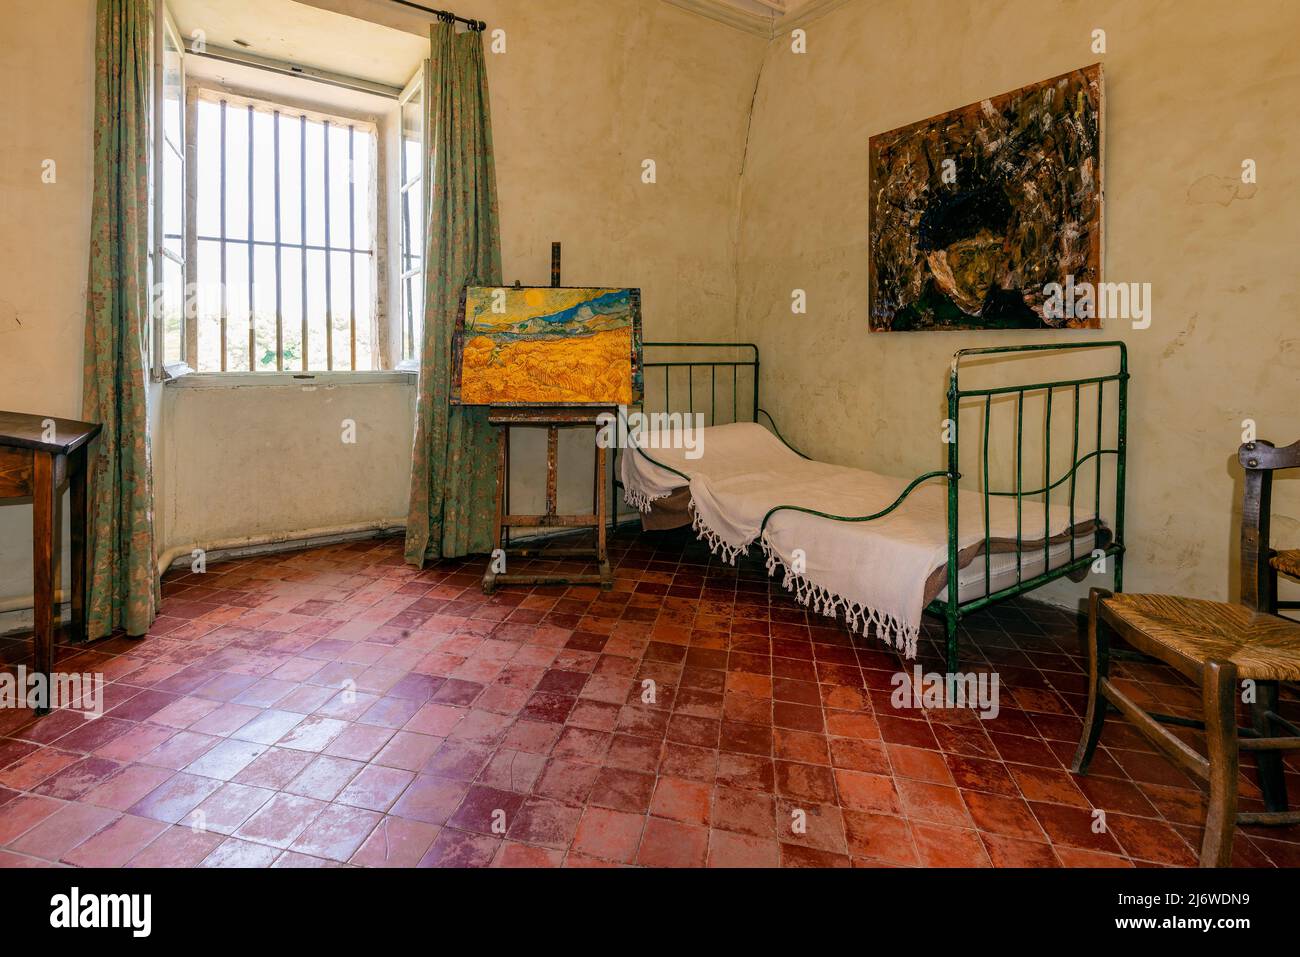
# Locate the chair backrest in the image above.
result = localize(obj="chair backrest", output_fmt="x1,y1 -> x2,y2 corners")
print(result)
1239,439 -> 1300,611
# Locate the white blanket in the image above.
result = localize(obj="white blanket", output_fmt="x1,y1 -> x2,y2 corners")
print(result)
621,422 -> 1082,658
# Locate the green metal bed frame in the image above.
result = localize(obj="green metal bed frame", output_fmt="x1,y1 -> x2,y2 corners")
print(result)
620,340 -> 1129,672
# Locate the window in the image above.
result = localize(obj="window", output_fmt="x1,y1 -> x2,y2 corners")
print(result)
398,68 -> 425,365
190,92 -> 379,372
152,8 -> 186,377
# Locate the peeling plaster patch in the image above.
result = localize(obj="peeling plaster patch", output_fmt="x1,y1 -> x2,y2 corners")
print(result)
1161,312 -> 1198,359
0,300 -> 21,333
1186,174 -> 1258,206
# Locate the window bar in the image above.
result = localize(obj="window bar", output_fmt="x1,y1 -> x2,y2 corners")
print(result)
323,120 -> 334,371
300,115 -> 308,371
710,365 -> 716,427
273,111 -> 283,372
664,366 -> 670,416
687,366 -> 693,417
348,125 -> 357,370
247,104 -> 255,371
219,99 -> 228,372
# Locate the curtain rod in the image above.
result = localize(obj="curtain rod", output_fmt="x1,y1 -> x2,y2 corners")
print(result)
387,0 -> 487,31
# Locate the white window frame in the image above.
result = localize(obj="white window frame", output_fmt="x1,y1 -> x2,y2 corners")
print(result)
396,65 -> 426,370
152,4 -> 186,381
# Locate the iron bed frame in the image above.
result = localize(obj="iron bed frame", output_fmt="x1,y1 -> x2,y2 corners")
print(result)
619,340 -> 1129,672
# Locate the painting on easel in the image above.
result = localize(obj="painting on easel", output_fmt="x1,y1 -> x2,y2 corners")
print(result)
451,286 -> 643,406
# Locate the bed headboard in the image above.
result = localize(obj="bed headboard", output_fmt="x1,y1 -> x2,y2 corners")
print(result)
636,341 -> 804,454
639,341 -> 760,425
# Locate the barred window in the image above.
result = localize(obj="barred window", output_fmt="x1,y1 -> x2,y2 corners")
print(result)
188,92 -> 379,372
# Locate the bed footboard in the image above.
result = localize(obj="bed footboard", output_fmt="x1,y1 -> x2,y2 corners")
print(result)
933,341 -> 1129,671
754,341 -> 1128,671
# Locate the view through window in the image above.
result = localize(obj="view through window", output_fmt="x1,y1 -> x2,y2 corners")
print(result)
187,94 -> 378,372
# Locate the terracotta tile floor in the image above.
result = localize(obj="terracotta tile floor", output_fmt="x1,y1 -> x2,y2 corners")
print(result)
2,527 -> 1298,868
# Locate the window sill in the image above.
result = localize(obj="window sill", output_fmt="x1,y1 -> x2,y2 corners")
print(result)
164,369 -> 418,389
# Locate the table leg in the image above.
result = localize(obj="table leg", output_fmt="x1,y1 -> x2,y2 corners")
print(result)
70,447 -> 87,643
32,453 -> 55,716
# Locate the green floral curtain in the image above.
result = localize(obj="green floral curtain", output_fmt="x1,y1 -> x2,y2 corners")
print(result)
405,22 -> 502,565
82,0 -> 159,637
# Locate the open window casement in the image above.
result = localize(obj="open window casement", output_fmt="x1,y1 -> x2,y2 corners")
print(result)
152,3 -> 188,381
394,62 -> 427,372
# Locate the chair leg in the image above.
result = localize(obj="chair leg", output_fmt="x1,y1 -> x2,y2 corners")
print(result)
1071,588 -> 1112,775
1252,680 -> 1288,813
1200,659 -> 1240,867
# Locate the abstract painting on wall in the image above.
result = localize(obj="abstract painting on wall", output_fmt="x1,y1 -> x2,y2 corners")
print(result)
451,286 -> 643,406
869,64 -> 1103,332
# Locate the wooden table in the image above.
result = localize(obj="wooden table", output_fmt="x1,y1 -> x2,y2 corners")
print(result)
0,411 -> 100,715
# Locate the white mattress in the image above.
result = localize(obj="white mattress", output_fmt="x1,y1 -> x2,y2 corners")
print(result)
937,529 -> 1099,603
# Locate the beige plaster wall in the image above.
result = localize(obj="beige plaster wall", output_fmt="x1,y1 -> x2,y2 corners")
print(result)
0,0 -> 97,618
735,0 -> 1300,610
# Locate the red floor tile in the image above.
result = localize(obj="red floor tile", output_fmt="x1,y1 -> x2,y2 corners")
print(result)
0,530 -> 1291,869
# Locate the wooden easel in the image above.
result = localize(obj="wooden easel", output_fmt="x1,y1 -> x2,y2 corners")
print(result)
481,243 -> 615,593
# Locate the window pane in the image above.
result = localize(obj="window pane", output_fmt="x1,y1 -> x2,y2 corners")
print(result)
251,109 -> 276,243
253,244 -> 278,368
401,93 -> 421,186
162,255 -> 183,365
353,252 -> 373,370
163,28 -> 182,150
330,249 -> 351,369
281,245 -> 304,370
305,248 -> 328,370
195,100 -> 220,236
402,185 -> 422,271
303,119 -> 326,247
405,272 -> 423,359
163,143 -> 183,257
353,136 -> 372,247
328,123 -> 351,251
224,104 -> 249,242
196,238 -> 222,371
225,241 -> 251,371
278,113 -> 302,245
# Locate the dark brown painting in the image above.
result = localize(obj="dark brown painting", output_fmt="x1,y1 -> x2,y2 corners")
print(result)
869,64 -> 1103,332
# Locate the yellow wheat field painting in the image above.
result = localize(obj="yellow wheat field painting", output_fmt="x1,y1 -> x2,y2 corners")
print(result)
452,286 -> 643,406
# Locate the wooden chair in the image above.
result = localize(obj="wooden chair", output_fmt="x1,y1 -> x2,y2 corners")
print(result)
1071,438 -> 1300,867
1240,439 -> 1300,619
1072,590 -> 1300,865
